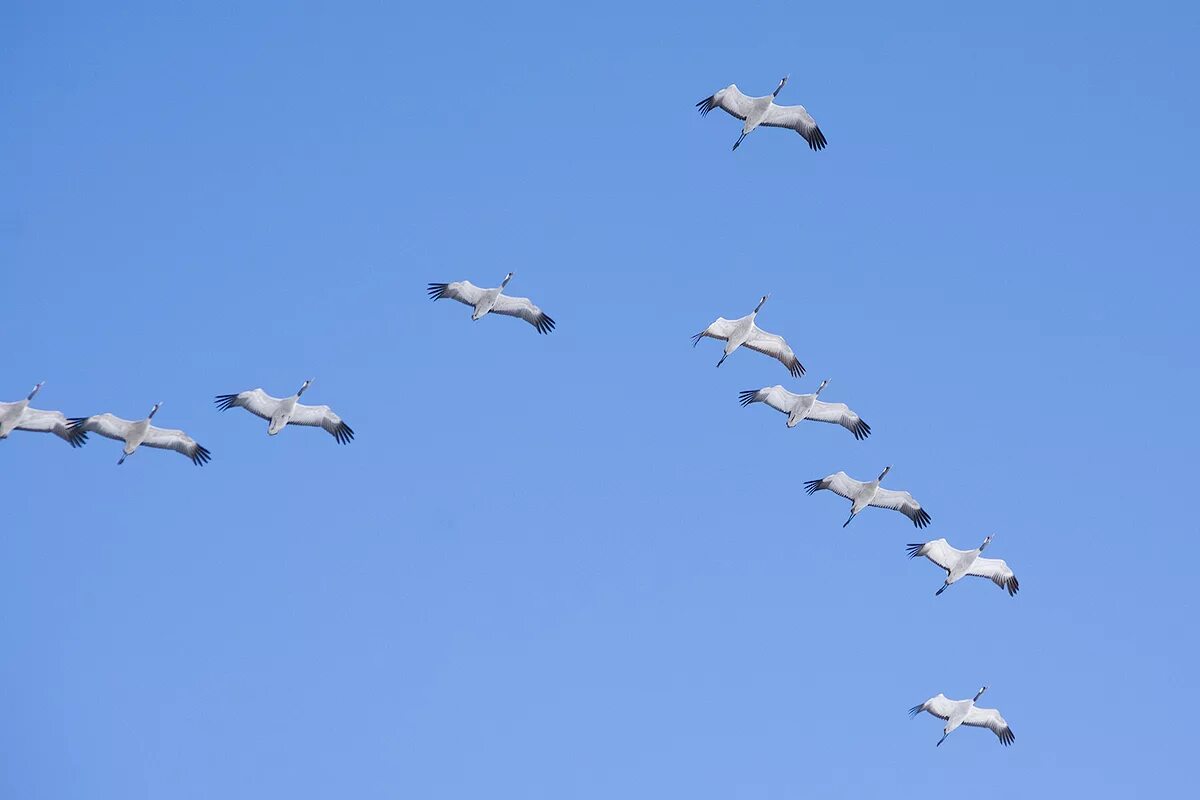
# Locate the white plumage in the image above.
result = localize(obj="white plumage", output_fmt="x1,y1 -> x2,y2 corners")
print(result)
907,536 -> 1019,596
215,379 -> 354,444
693,294 -> 804,377
70,403 -> 210,465
804,466 -> 930,528
427,272 -> 555,334
738,379 -> 870,439
0,382 -> 88,447
696,76 -> 827,151
910,687 -> 1015,747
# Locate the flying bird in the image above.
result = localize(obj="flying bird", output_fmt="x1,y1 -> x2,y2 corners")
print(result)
909,687 -> 1015,747
696,76 -> 827,151
0,382 -> 88,447
215,380 -> 354,444
738,380 -> 870,439
70,403 -> 210,465
907,536 -> 1019,597
803,466 -> 930,528
692,294 -> 804,377
427,272 -> 555,334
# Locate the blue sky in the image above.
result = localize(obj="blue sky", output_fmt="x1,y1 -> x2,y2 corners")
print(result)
3,1 -> 1198,797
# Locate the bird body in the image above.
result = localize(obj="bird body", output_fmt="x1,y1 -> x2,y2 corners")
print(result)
70,403 -> 210,465
696,76 -> 827,151
738,379 -> 870,439
215,380 -> 354,444
907,536 -> 1019,596
427,272 -> 555,334
804,466 -> 931,528
0,383 -> 87,447
693,295 -> 804,377
910,687 -> 1015,747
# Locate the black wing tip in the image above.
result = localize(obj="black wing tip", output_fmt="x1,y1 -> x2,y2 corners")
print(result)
913,510 -> 932,528
803,479 -> 823,495
192,445 -> 212,466
536,314 -> 556,334
806,126 -> 828,151
696,96 -> 715,115
905,543 -> 925,559
335,422 -> 355,444
214,394 -> 238,411
908,704 -> 924,718
1000,728 -> 1015,746
426,283 -> 448,300
67,417 -> 87,429
853,420 -> 872,440
1007,576 -> 1020,596
737,390 -> 759,407
67,430 -> 89,448
788,359 -> 806,378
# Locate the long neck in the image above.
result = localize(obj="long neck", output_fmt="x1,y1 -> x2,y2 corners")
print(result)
26,385 -> 40,401
973,689 -> 986,702
501,274 -> 513,289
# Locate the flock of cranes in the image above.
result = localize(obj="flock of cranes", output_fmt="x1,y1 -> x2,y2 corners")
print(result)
6,77 -> 1022,750
1,380 -> 353,465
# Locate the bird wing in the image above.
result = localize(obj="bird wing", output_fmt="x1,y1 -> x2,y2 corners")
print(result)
214,388 -> 283,420
909,694 -> 959,722
963,706 -> 1015,746
427,280 -> 486,306
760,103 -> 827,150
743,326 -> 805,377
696,84 -> 756,121
804,471 -> 865,500
691,317 -> 738,345
288,402 -> 355,444
141,425 -> 211,465
805,399 -> 871,440
869,487 -> 932,528
904,538 -> 967,573
490,294 -> 556,335
737,385 -> 796,414
71,413 -> 134,442
968,557 -> 1020,596
16,408 -> 88,446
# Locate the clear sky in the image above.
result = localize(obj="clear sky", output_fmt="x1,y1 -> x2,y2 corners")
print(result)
3,1 -> 1198,797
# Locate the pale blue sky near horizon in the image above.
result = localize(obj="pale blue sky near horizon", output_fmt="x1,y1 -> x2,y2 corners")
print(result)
3,1 -> 1198,797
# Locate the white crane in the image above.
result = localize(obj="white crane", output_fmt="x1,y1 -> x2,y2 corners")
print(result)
738,380 -> 870,439
910,687 -> 1015,747
693,294 -> 804,377
804,466 -> 931,528
696,76 -> 827,151
427,272 -> 555,334
907,536 -> 1019,597
70,403 -> 211,465
215,380 -> 354,444
0,382 -> 88,447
